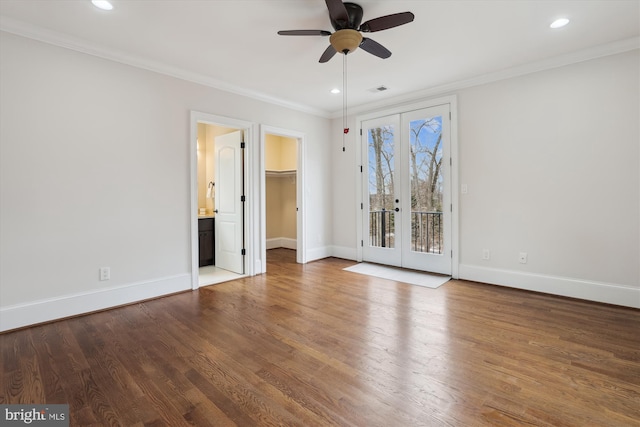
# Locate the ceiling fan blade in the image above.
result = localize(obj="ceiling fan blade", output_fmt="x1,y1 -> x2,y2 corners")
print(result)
359,38 -> 392,59
319,45 -> 338,63
359,12 -> 415,32
278,30 -> 332,36
325,0 -> 349,25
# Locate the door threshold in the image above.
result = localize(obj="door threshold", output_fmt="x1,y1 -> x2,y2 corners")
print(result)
198,265 -> 244,287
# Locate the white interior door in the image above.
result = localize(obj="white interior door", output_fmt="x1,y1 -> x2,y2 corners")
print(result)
362,105 -> 452,275
215,130 -> 244,274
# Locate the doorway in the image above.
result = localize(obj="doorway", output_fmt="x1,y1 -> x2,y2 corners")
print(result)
260,126 -> 306,270
191,112 -> 253,289
265,134 -> 297,252
361,103 -> 453,275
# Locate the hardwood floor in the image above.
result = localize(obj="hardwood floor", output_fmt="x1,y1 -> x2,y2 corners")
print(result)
2,248 -> 639,426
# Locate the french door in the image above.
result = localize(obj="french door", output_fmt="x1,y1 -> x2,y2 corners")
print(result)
361,104 -> 452,275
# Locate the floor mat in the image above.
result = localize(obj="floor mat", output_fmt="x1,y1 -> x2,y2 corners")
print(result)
343,263 -> 450,289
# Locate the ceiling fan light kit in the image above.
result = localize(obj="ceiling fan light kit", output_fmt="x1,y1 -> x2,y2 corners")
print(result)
330,29 -> 363,54
278,0 -> 414,63
277,0 -> 415,151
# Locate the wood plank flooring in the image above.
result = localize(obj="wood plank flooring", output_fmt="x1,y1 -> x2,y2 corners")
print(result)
1,248 -> 639,426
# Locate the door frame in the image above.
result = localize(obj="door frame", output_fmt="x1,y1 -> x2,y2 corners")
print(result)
260,125 -> 307,270
355,95 -> 460,279
189,111 -> 256,290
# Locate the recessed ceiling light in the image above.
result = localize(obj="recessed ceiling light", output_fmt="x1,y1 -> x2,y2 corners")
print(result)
550,18 -> 569,29
92,0 -> 113,11
331,88 -> 341,94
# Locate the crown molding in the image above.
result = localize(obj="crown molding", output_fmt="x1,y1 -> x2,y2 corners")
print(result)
0,16 -> 333,119
2,16 -> 636,121
333,36 -> 640,118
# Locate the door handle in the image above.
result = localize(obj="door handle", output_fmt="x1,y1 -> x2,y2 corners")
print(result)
395,207 -> 400,212
395,199 -> 400,203
214,209 -> 219,213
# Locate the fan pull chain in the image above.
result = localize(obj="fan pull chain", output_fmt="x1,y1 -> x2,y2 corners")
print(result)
342,53 -> 349,152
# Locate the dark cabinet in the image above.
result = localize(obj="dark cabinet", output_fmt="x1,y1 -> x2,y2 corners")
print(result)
198,218 -> 215,267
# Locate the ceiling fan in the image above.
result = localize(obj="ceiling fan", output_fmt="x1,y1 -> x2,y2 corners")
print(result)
278,0 -> 415,63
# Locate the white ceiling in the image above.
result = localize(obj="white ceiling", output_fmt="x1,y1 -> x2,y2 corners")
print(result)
1,0 -> 638,117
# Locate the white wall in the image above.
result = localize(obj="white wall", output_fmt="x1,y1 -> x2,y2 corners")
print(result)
331,49 -> 640,307
2,31 -> 636,333
0,32 -> 331,331
330,117 -> 359,261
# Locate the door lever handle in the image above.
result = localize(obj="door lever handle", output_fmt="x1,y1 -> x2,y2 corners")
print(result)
395,207 -> 400,212
214,209 -> 219,213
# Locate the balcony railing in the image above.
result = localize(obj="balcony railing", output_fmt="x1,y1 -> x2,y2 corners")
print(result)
369,209 -> 395,248
369,210 -> 442,254
411,211 -> 443,254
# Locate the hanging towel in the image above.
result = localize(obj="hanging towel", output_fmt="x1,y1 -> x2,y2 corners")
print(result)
206,182 -> 214,199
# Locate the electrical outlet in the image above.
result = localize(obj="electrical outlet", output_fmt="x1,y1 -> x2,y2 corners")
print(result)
99,267 -> 110,281
519,252 -> 528,264
482,249 -> 490,260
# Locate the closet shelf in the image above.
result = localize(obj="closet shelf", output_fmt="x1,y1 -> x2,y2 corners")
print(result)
266,169 -> 296,177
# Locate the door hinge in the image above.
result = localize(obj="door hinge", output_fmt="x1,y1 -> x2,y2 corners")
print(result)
360,202 -> 363,210
360,129 -> 362,136
241,249 -> 246,255
241,195 -> 246,202
451,250 -> 453,258
240,142 -> 245,149
360,165 -> 363,173
361,240 -> 364,247
450,157 -> 452,166
450,204 -> 453,212
449,111 -> 451,120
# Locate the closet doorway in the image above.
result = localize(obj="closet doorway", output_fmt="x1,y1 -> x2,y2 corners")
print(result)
261,126 -> 306,269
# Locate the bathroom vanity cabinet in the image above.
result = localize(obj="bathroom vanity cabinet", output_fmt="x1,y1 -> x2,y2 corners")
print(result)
198,217 -> 215,267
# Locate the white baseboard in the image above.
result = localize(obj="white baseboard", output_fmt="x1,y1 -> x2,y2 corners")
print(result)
330,245 -> 357,261
0,274 -> 191,332
6,263 -> 632,332
266,237 -> 297,250
459,264 -> 640,309
306,245 -> 332,262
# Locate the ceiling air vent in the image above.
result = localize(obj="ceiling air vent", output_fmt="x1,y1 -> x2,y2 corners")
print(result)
368,85 -> 388,93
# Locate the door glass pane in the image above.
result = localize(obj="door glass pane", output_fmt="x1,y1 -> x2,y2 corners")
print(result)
367,125 -> 395,248
409,116 -> 443,254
